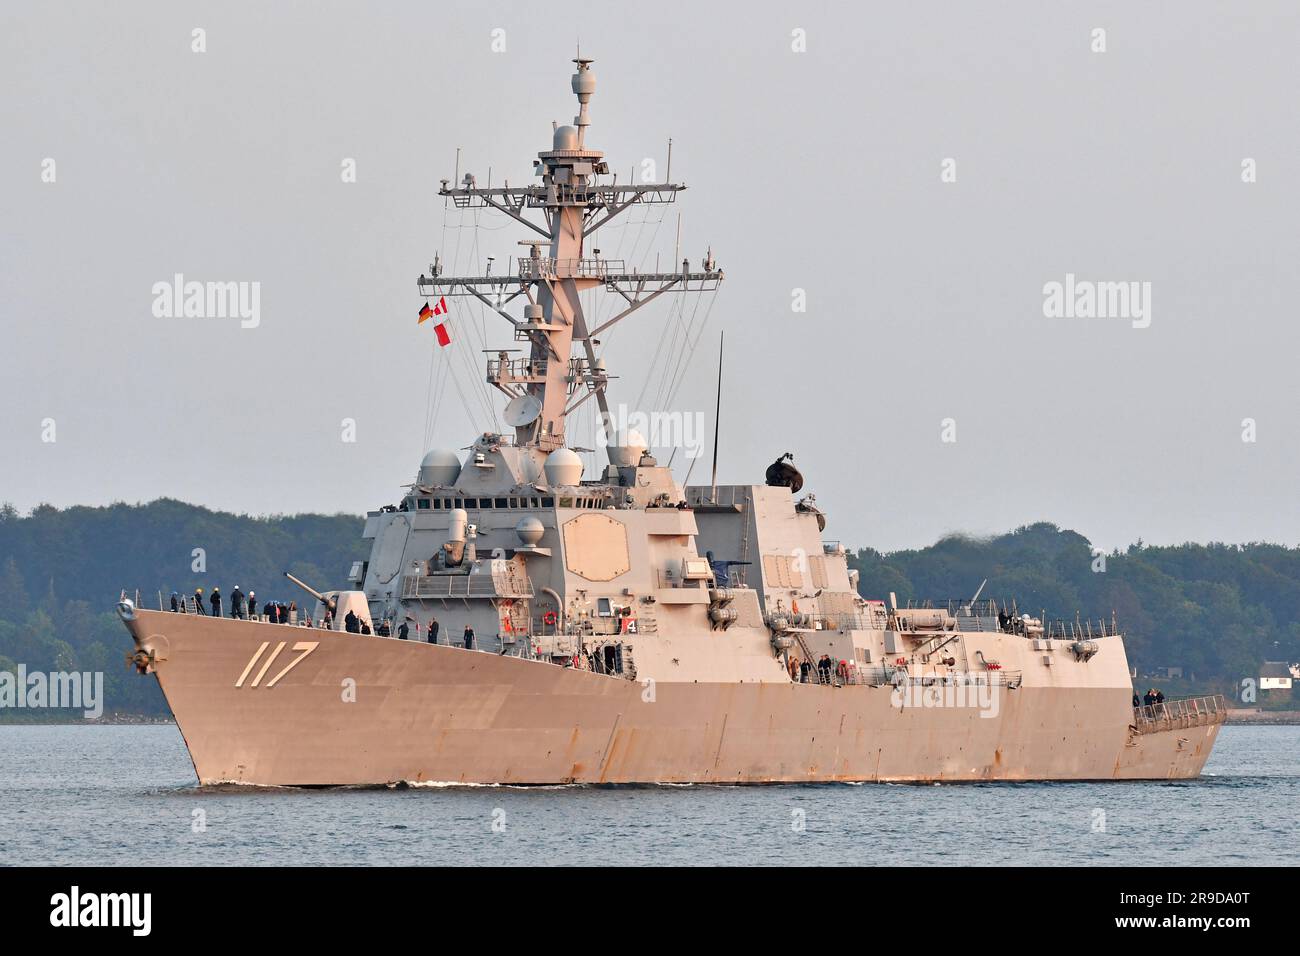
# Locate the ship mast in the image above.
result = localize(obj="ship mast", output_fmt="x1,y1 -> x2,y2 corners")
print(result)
417,58 -> 723,455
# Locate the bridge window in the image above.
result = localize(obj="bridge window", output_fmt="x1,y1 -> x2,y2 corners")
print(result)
417,499 -> 430,510
495,498 -> 508,509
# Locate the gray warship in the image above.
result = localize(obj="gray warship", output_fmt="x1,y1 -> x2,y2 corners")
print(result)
117,58 -> 1225,785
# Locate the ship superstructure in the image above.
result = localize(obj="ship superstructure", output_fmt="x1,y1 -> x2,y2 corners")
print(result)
117,59 -> 1224,786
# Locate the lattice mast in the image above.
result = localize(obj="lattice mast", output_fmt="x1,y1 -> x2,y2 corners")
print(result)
418,58 -> 723,454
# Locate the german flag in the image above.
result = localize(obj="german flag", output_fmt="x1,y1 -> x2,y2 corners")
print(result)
418,302 -> 433,324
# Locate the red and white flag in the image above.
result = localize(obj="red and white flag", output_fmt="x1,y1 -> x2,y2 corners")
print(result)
418,296 -> 451,346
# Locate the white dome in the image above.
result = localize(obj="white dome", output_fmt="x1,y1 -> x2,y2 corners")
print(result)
543,447 -> 583,487
418,449 -> 461,487
553,125 -> 579,150
606,428 -> 648,467
515,516 -> 545,547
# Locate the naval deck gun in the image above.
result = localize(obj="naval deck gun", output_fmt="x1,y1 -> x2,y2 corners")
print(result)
284,571 -> 337,615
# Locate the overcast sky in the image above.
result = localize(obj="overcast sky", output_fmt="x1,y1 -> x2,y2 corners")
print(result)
2,1 -> 1298,553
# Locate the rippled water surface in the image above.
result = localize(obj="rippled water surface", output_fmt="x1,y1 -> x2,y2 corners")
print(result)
0,724 -> 1294,865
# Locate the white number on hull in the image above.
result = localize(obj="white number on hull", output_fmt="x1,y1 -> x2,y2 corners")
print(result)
235,641 -> 319,688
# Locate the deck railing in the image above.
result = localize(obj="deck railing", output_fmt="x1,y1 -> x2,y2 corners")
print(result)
791,666 -> 1024,689
1132,695 -> 1228,733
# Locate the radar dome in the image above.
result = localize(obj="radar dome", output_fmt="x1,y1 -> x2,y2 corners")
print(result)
515,516 -> 545,547
607,428 -> 649,467
418,449 -> 462,487
553,125 -> 579,150
543,447 -> 583,487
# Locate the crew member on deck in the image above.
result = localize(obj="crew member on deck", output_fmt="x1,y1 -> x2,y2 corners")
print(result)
210,588 -> 222,617
194,587 -> 206,615
428,615 -> 440,644
230,585 -> 245,619
463,625 -> 475,649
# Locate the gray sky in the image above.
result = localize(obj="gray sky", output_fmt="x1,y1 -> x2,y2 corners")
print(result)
3,1 -> 1298,553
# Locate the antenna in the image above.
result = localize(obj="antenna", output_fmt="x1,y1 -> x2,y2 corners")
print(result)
422,59 -> 723,451
710,329 -> 724,500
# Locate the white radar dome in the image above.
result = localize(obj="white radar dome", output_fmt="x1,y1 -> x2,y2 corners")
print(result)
543,447 -> 583,487
607,428 -> 649,467
418,449 -> 462,487
515,516 -> 545,547
553,125 -> 579,150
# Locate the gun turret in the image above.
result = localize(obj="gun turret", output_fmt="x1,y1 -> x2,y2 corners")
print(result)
284,571 -> 336,613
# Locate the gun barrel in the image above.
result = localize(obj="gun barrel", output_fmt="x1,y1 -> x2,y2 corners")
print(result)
283,571 -> 328,604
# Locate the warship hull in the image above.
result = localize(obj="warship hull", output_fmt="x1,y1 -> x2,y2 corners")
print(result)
124,610 -> 1221,786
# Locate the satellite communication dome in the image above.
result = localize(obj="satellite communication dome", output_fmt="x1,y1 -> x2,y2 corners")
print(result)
418,449 -> 462,487
607,428 -> 649,467
543,447 -> 583,487
553,125 -> 579,150
515,516 -> 545,547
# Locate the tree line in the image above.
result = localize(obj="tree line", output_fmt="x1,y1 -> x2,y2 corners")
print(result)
0,499 -> 362,718
1,503 -> 1296,718
848,521 -> 1300,693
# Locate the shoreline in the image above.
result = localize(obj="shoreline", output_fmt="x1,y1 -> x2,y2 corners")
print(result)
1224,709 -> 1300,725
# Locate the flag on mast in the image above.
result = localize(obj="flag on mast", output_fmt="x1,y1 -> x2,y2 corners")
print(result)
418,296 -> 451,345
418,297 -> 448,323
